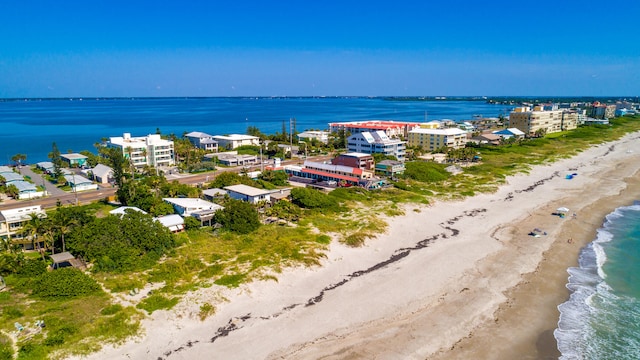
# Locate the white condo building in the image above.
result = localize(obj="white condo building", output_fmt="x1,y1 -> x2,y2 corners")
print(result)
347,131 -> 407,162
107,133 -> 175,169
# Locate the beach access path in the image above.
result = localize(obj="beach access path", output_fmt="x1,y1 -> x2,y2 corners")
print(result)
73,131 -> 640,360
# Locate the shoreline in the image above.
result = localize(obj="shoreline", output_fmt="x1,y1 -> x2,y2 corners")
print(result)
71,131 -> 640,360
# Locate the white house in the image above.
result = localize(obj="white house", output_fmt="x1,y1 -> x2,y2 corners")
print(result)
0,205 -> 47,249
212,134 -> 260,150
163,198 -> 223,217
155,214 -> 185,233
224,184 -> 271,204
88,164 -> 114,184
297,130 -> 330,144
12,181 -> 45,199
64,174 -> 98,192
185,131 -> 219,152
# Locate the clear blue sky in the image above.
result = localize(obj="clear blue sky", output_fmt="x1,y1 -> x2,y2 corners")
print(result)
1,0 -> 638,97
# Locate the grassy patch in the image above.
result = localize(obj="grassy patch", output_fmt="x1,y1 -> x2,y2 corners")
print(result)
198,303 -> 216,321
136,295 -> 179,314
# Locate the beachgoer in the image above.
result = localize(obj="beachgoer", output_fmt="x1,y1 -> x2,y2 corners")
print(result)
567,238 -> 573,244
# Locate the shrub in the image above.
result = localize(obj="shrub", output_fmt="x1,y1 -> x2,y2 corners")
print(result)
136,294 -> 179,314
215,199 -> 260,234
31,268 -> 102,299
290,188 -> 339,210
403,162 -> 450,182
16,258 -> 47,278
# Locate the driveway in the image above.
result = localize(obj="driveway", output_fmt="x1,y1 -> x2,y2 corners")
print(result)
19,166 -> 68,197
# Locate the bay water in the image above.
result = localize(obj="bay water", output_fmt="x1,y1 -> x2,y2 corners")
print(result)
0,97 -> 508,164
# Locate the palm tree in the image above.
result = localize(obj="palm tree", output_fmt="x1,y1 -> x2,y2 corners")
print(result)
53,211 -> 77,253
21,213 -> 47,258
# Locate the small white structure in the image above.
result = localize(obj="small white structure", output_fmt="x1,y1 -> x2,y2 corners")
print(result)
202,188 -> 227,201
297,130 -> 330,144
35,162 -> 54,174
224,184 -> 271,204
109,206 -> 148,216
89,164 -> 114,184
163,198 -> 223,217
64,174 -> 98,192
155,214 -> 185,233
12,181 -> 46,199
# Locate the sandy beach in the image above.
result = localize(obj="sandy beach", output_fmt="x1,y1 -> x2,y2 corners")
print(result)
75,131 -> 640,360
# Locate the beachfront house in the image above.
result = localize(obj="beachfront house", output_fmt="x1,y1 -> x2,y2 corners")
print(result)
109,206 -> 148,217
375,160 -> 405,177
224,184 -> 272,204
163,197 -> 223,217
0,205 -> 47,250
493,128 -> 525,140
154,214 -> 185,233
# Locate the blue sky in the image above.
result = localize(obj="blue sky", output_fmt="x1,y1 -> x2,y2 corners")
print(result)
1,0 -> 638,97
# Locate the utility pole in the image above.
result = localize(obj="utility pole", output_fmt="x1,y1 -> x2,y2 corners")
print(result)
72,172 -> 78,206
260,142 -> 264,172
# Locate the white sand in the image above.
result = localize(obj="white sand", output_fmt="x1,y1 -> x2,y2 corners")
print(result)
74,132 -> 640,360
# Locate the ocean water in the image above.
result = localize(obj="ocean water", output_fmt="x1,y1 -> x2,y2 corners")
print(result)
555,204 -> 640,359
0,97 -> 508,164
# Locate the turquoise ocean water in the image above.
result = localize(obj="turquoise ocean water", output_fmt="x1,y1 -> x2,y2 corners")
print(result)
555,203 -> 640,359
0,97 -> 508,164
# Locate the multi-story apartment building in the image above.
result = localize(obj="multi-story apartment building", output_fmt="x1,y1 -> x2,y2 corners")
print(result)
508,106 -> 578,136
347,131 -> 407,162
589,102 -> 616,120
107,133 -> 175,169
328,120 -> 421,138
331,153 -> 375,171
406,128 -> 468,152
0,205 -> 47,250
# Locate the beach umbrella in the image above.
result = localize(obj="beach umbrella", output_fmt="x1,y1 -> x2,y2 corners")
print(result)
557,207 -> 570,213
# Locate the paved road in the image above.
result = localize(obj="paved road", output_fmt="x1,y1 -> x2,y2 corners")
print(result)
19,166 -> 67,196
0,154 -> 332,211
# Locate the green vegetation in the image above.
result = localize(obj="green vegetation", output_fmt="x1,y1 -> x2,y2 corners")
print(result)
2,114 -> 640,359
31,268 -> 102,299
215,199 -> 261,234
136,294 -> 180,314
67,210 -> 175,272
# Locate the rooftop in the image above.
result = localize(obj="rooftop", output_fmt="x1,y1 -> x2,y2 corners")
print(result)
409,128 -> 467,135
224,184 -> 272,197
60,153 -> 88,160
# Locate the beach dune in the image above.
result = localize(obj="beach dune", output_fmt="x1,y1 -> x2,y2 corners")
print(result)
77,132 -> 640,360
